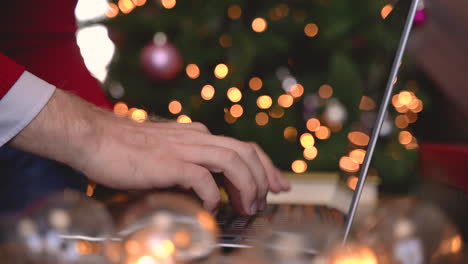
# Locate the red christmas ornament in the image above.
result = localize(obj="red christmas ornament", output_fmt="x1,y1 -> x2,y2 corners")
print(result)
413,0 -> 427,26
140,40 -> 183,81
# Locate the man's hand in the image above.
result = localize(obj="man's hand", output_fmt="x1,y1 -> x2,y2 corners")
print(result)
11,89 -> 290,215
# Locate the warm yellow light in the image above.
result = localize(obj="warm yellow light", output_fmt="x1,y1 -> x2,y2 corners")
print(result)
113,102 -> 128,117
291,160 -> 307,173
224,111 -> 237,124
392,94 -> 403,108
177,115 -> 192,123
330,245 -> 378,264
315,126 -> 331,140
255,112 -> 269,126
130,109 -> 148,123
168,100 -> 182,114
348,131 -> 370,146
257,95 -> 273,109
219,34 -> 232,48
252,17 -> 268,33
395,115 -> 409,129
230,104 -> 244,118
303,147 -> 318,160
161,0 -> 176,9
125,240 -> 141,255
106,3 -> 119,18
300,133 -> 315,148
197,211 -> 217,232
399,131 -> 412,145
349,149 -> 366,164
289,83 -> 304,98
214,64 -> 229,79
405,137 -> 419,150
137,256 -> 155,264
278,94 -> 294,108
306,118 -> 321,132
359,96 -> 376,111
132,0 -> 147,6
200,85 -> 215,101
412,100 -> 423,113
283,126 -> 298,142
249,77 -> 263,91
396,105 -> 409,113
269,106 -> 285,118
381,4 -> 394,19
227,87 -> 242,103
451,235 -> 463,253
318,84 -> 333,99
227,5 -> 242,20
118,0 -> 135,14
185,64 -> 200,79
339,156 -> 360,173
304,23 -> 319,37
152,240 -> 175,259
398,91 -> 413,105
76,240 -> 93,255
346,176 -> 359,191
173,229 -> 192,248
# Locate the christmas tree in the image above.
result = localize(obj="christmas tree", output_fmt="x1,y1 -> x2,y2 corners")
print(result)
94,0 -> 426,192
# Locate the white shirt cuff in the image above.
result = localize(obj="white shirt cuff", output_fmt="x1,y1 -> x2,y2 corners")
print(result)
0,71 -> 56,147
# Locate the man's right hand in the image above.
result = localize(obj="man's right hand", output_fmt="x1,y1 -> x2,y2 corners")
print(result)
11,89 -> 290,215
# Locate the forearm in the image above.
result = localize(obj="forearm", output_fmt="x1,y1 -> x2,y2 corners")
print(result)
10,89 -> 102,170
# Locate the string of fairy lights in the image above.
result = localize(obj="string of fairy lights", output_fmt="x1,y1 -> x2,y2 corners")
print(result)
108,0 -> 423,184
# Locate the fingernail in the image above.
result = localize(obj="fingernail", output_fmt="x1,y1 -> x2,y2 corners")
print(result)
250,202 -> 258,215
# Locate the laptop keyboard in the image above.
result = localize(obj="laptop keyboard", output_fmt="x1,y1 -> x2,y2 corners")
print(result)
216,204 -> 346,240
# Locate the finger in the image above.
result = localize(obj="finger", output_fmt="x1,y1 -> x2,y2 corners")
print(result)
249,142 -> 290,192
172,162 -> 221,212
172,144 -> 259,215
179,134 -> 269,207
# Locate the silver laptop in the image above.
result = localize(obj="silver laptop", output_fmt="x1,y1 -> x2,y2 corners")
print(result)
217,0 -> 421,252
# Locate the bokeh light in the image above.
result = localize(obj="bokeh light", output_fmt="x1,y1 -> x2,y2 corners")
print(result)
230,104 -> 244,118
347,176 -> 359,190
161,0 -> 176,9
252,17 -> 268,33
339,156 -> 360,173
227,5 -> 242,20
395,115 -> 409,129
306,118 -> 321,132
289,83 -> 304,98
291,160 -> 307,173
130,109 -> 148,123
257,95 -> 273,109
249,77 -> 263,91
105,3 -> 119,18
227,87 -> 242,103
168,100 -> 182,114
381,4 -> 394,19
132,0 -> 147,6
348,131 -> 370,146
224,111 -> 237,124
303,147 -> 318,160
269,106 -> 285,119
398,131 -> 412,145
113,102 -> 128,117
349,149 -> 366,164
318,84 -> 333,99
185,64 -> 200,79
214,64 -> 229,79
284,126 -> 298,142
315,126 -> 331,140
300,133 -> 315,148
255,112 -> 269,126
118,0 -> 135,14
406,111 -> 418,123
177,115 -> 192,123
304,23 -> 319,37
359,96 -> 376,111
201,85 -> 215,101
278,94 -> 294,108
398,91 -> 413,105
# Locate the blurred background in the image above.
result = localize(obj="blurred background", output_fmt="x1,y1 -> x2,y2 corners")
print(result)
73,0 -> 467,196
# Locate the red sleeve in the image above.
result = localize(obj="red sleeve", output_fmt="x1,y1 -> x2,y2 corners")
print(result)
0,53 -> 26,99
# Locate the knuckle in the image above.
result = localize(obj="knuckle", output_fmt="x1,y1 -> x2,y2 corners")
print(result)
224,149 -> 240,163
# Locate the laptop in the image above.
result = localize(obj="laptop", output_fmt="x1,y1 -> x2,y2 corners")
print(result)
216,0 -> 421,252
